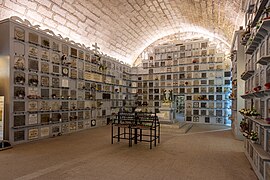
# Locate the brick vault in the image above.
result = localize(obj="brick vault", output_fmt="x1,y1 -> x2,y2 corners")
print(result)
0,0 -> 245,65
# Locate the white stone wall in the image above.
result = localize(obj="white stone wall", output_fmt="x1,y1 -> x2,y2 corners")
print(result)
0,0 -> 244,64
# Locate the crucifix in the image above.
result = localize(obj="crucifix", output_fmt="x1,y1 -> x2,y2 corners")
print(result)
92,42 -> 100,54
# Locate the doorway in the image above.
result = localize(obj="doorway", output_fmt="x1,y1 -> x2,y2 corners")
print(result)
174,95 -> 185,122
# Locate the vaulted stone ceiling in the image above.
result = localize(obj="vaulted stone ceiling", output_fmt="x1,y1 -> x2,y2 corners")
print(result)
0,0 -> 246,65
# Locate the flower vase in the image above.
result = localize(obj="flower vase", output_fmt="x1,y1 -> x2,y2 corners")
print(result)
251,140 -> 256,144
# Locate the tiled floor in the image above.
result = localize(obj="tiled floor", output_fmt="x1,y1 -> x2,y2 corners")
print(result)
0,125 -> 257,180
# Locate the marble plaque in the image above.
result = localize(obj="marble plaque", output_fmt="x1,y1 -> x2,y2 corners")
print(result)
70,122 -> 76,131
41,37 -> 50,48
70,69 -> 77,79
52,113 -> 60,122
14,56 -> 25,70
70,101 -> 77,110
28,74 -> 38,86
84,121 -> 90,128
28,128 -> 39,140
28,101 -> 38,112
62,67 -> 69,76
62,124 -> 69,133
41,89 -> 49,99
85,91 -> 91,100
85,82 -> 91,90
70,58 -> 77,68
29,32 -> 38,44
61,79 -> 69,88
13,115 -> 25,127
52,77 -> 60,88
14,27 -> 25,41
193,102 -> 199,108
13,101 -> 25,112
85,101 -> 91,109
61,89 -> 69,99
14,42 -> 25,56
41,62 -> 49,74
52,89 -> 60,98
14,130 -> 25,142
28,114 -> 38,124
78,121 -> 84,129
85,53 -> 90,62
14,86 -> 25,98
61,113 -> 69,122
52,126 -> 60,134
78,61 -> 84,70
91,55 -> 98,64
41,50 -> 49,60
40,127 -> 50,137
78,50 -> 84,59
52,65 -> 60,74
77,91 -> 84,99
28,87 -> 38,96
85,63 -> 91,71
70,47 -> 77,57
77,101 -> 85,109
41,76 -> 49,87
78,70 -> 84,79
70,90 -> 77,99
77,81 -> 84,89
61,43 -> 68,54
61,101 -> 69,110
40,101 -> 49,111
85,111 -> 90,119
52,41 -> 59,52
84,72 -> 92,81
51,53 -> 60,64
28,59 -> 39,71
40,114 -> 50,124
78,111 -> 84,120
28,46 -> 38,57
51,101 -> 60,111
91,64 -> 98,72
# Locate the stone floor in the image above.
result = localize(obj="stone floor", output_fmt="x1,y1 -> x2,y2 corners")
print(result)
0,124 -> 257,180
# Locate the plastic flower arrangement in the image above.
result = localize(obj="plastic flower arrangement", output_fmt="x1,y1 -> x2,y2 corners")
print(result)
240,119 -> 248,132
249,130 -> 258,141
250,109 -> 260,116
239,108 -> 260,117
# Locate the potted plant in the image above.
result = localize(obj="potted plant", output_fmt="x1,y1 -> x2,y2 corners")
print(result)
240,119 -> 248,132
249,130 -> 258,143
250,109 -> 260,118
